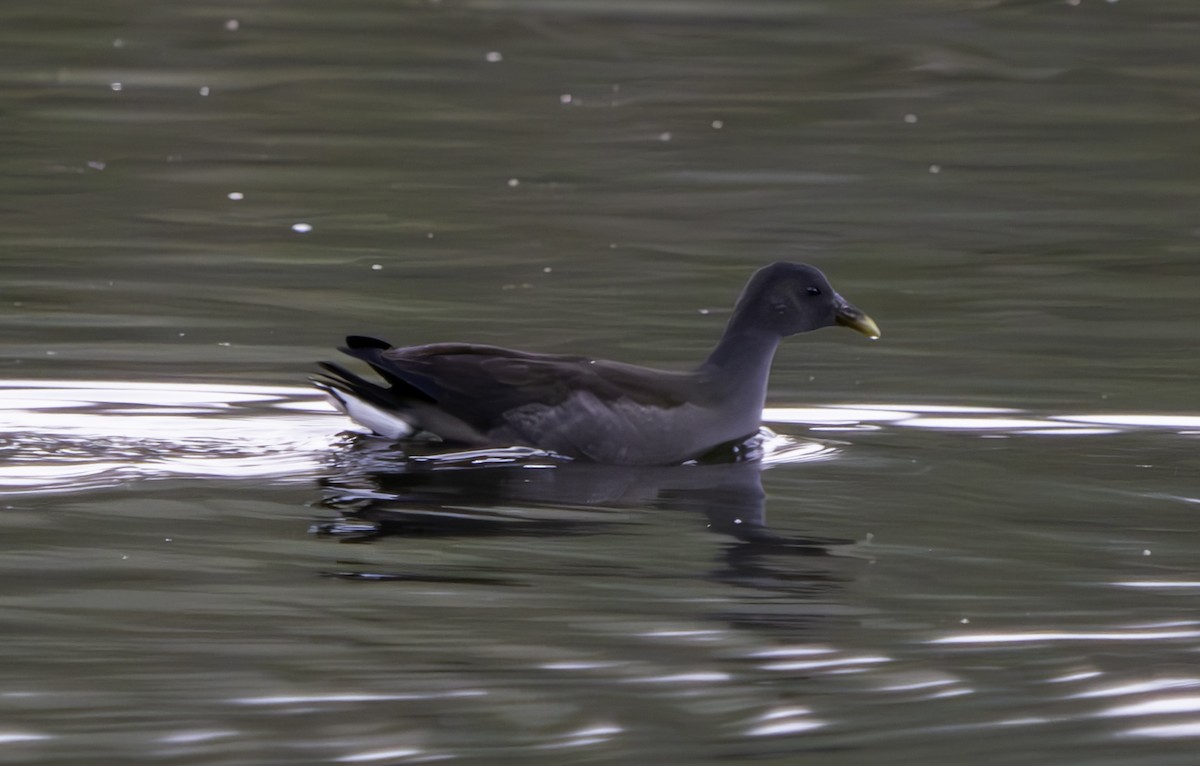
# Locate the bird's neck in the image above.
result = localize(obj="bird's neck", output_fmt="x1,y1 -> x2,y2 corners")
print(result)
699,311 -> 783,403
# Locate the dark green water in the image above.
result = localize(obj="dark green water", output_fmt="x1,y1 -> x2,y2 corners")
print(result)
2,1 -> 1199,764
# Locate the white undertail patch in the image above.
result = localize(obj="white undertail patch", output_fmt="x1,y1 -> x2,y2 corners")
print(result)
321,387 -> 416,440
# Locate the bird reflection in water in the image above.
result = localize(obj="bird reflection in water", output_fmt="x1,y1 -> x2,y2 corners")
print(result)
312,434 -> 864,601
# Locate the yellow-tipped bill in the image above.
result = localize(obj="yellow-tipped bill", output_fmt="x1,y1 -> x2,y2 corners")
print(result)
835,300 -> 881,340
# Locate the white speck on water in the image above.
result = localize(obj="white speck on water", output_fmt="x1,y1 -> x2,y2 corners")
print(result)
199,86 -> 210,96
507,178 -> 520,187
292,222 -> 313,233
227,192 -> 243,200
426,232 -> 435,239
658,131 -> 672,142
1066,0 -> 1079,5
112,38 -> 125,48
560,93 -> 572,104
371,264 -> 383,271
961,618 -> 970,624
542,266 -> 552,273
929,164 -> 942,174
1143,549 -> 1152,556
110,82 -> 122,91
225,19 -> 240,31
217,342 -> 231,347
121,555 -> 129,560
485,51 -> 503,63
711,119 -> 724,129
609,243 -> 618,249
87,161 -> 106,171
904,113 -> 918,123
45,351 -> 56,356
164,538 -> 172,542
698,308 -> 711,315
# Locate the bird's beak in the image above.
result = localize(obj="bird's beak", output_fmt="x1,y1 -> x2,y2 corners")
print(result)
834,296 -> 881,339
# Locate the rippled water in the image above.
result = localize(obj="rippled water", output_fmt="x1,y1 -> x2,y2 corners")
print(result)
3,0 -> 1200,763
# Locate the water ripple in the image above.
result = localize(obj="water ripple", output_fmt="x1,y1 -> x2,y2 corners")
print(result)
0,380 -> 337,494
3,380 -> 1196,496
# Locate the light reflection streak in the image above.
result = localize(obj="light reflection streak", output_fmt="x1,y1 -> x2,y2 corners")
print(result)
746,719 -> 825,736
927,688 -> 973,699
1102,696 -> 1200,717
765,403 -> 1200,435
158,730 -> 237,744
624,671 -> 730,683
1047,671 -> 1104,683
746,646 -> 836,658
0,733 -> 52,744
640,629 -> 725,639
1122,721 -> 1200,738
876,678 -> 959,692
933,628 -> 1200,644
540,661 -> 627,671
1056,414 -> 1200,428
337,747 -> 424,762
535,724 -> 623,750
232,690 -> 485,705
761,656 -> 890,671
1071,679 -> 1200,699
746,707 -> 827,737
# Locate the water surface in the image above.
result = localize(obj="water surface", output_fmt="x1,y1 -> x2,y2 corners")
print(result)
2,1 -> 1198,764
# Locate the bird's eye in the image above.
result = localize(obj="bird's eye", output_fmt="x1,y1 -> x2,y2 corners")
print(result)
806,286 -> 821,296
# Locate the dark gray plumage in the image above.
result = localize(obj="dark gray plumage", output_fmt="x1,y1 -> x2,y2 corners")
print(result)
316,262 -> 880,465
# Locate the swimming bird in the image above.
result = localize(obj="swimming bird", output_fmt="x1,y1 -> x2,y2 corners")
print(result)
316,262 -> 879,465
